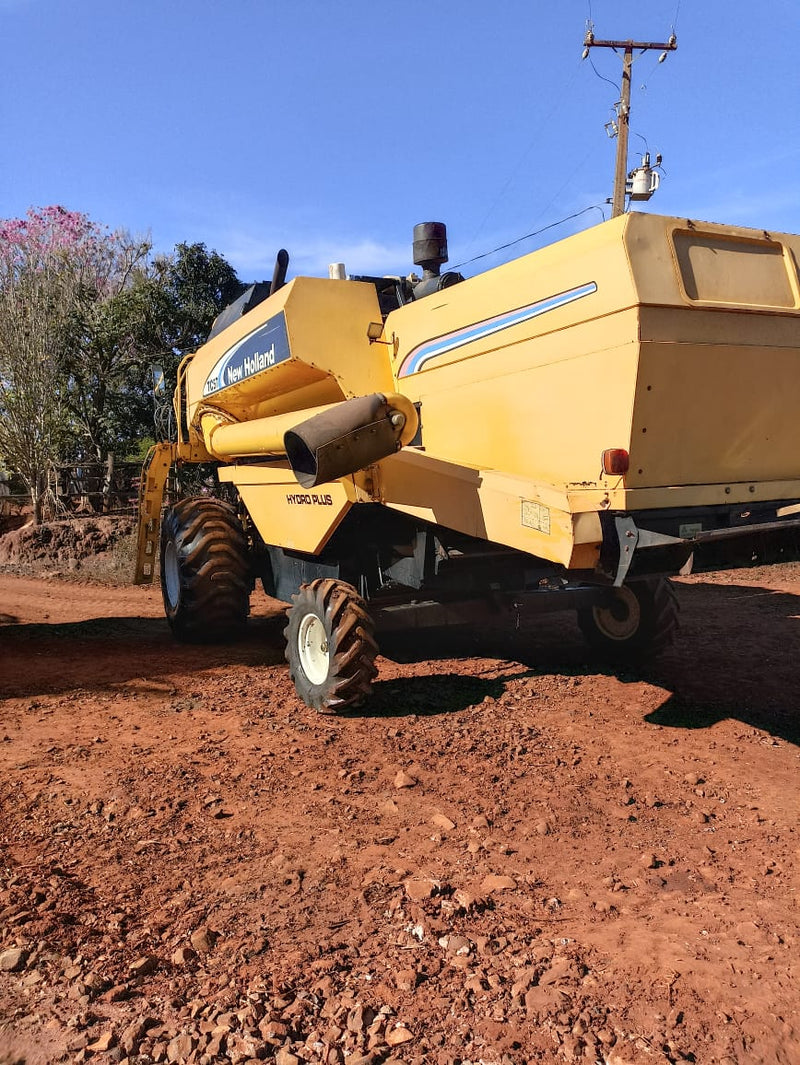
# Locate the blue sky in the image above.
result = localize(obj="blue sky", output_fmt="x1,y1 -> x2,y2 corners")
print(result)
3,0 -> 799,282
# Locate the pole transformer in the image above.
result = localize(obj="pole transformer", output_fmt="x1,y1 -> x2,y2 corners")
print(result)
583,31 -> 677,218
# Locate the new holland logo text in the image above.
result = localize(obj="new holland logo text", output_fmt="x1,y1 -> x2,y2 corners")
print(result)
286,493 -> 334,506
204,343 -> 277,395
203,311 -> 291,397
221,344 -> 276,387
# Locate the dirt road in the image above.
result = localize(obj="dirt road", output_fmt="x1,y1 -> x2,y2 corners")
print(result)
1,567 -> 799,1065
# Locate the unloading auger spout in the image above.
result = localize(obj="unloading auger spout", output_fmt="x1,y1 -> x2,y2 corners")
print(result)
197,393 -> 418,488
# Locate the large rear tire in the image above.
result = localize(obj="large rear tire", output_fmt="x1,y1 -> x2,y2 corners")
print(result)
577,578 -> 678,660
284,579 -> 378,712
160,497 -> 251,643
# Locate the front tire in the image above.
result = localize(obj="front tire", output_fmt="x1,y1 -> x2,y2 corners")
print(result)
284,579 -> 378,712
160,497 -> 251,642
577,578 -> 678,660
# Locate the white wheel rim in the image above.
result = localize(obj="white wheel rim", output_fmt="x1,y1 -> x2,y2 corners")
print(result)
592,586 -> 641,641
163,541 -> 181,610
297,612 -> 330,685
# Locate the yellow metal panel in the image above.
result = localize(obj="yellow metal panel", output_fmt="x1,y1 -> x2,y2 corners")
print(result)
626,213 -> 800,311
384,218 -> 644,493
672,231 -> 796,308
640,306 -> 800,347
249,378 -> 344,420
185,278 -> 390,427
378,451 -> 579,567
201,359 -> 330,416
218,461 -> 353,554
285,279 -> 395,397
620,480 -> 800,511
406,338 -> 639,487
628,341 -> 800,487
186,281 -> 296,424
388,214 -> 636,390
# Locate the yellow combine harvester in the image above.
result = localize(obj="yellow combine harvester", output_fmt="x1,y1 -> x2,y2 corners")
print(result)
135,213 -> 800,711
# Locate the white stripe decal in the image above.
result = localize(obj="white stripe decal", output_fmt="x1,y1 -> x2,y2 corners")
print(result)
398,281 -> 597,377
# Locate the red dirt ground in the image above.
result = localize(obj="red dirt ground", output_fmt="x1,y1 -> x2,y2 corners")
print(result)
1,565 -> 799,1065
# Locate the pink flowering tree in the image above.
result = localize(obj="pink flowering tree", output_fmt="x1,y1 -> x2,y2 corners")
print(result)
0,207 -> 244,522
0,206 -> 151,521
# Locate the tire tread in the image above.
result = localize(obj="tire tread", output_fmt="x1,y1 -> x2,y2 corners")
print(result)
160,497 -> 251,643
284,579 -> 378,712
577,578 -> 679,661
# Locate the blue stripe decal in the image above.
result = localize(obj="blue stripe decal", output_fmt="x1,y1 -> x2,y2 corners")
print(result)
398,281 -> 597,378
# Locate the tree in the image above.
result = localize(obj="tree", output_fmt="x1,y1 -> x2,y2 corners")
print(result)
161,242 -> 246,355
60,232 -> 154,463
128,242 -> 246,384
0,207 -> 246,521
68,242 -> 246,458
95,243 -> 246,457
0,206 -> 104,521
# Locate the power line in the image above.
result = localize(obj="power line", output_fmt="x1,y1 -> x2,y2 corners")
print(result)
461,60 -> 583,258
450,205 -> 607,272
588,55 -> 619,94
632,131 -> 650,154
526,145 -> 598,232
636,51 -> 666,92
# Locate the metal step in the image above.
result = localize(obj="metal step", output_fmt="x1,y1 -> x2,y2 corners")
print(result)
133,443 -> 174,585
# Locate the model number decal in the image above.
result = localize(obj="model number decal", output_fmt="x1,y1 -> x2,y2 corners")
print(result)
521,499 -> 551,535
286,493 -> 334,506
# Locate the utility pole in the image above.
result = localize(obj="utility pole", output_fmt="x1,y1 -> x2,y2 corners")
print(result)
583,29 -> 677,217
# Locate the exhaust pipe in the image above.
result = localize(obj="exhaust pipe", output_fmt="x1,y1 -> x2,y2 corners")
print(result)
285,393 -> 418,489
270,249 -> 289,294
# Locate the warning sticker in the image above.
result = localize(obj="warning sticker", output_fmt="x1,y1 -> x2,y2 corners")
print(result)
521,500 -> 551,535
679,522 -> 703,539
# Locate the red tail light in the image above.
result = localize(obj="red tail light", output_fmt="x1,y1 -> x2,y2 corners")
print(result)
602,448 -> 629,475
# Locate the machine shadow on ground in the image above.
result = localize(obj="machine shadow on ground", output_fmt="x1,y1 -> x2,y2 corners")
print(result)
642,581 -> 800,746
376,579 -> 800,745
2,580 -> 798,747
0,614 -> 289,699
351,672 -> 507,718
643,694 -> 800,747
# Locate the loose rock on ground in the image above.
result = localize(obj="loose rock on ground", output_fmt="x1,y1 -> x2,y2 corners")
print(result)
1,563 -> 799,1064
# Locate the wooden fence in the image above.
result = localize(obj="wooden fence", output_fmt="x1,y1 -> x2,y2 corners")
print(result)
0,456 -> 142,518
